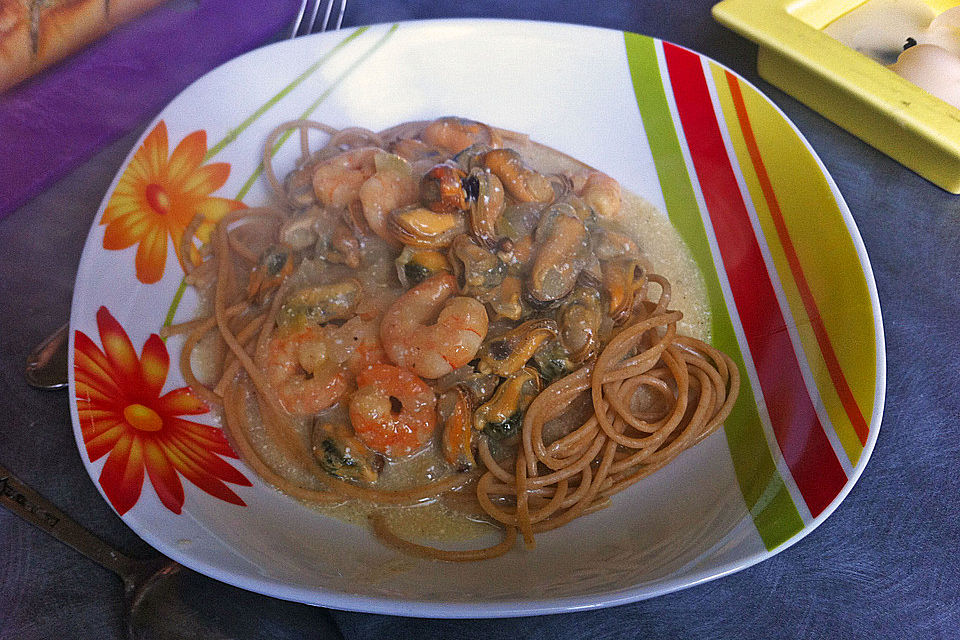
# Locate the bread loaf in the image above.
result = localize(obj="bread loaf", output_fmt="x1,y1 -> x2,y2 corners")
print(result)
0,0 -> 168,93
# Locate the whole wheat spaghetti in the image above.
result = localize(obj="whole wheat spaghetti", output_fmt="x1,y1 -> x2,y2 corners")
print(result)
180,117 -> 740,561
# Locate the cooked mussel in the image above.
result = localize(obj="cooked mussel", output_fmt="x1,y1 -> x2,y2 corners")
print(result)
438,385 -> 476,472
474,367 -> 542,441
278,207 -> 324,250
422,117 -> 502,154
247,245 -> 295,303
386,205 -> 467,249
531,338 -> 574,384
591,222 -> 641,262
392,137 -> 446,171
492,202 -> 545,270
283,163 -> 318,209
465,167 -> 506,249
480,148 -> 555,203
477,318 -> 559,377
452,142 -> 491,169
527,204 -> 594,304
322,221 -> 362,269
449,234 -> 506,296
278,279 -> 362,328
420,162 -> 469,214
601,257 -> 647,325
558,286 -> 604,363
312,421 -> 382,483
478,274 -> 527,321
496,202 -> 545,243
395,246 -> 452,288
578,171 -> 622,220
458,373 -> 500,403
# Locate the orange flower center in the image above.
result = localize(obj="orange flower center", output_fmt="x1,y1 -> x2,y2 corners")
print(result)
123,403 -> 164,432
145,183 -> 170,215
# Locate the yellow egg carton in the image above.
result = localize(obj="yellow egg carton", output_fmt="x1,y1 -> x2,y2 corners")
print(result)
713,0 -> 960,193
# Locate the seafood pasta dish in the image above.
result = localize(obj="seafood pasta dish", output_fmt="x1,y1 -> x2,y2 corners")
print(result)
173,117 -> 740,561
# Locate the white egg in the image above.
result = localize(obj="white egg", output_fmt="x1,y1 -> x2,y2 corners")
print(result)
928,6 -> 960,32
889,43 -> 960,110
911,6 -> 960,56
823,0 -> 936,64
911,31 -> 960,57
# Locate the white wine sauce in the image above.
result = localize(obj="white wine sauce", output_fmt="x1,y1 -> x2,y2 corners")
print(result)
194,122 -> 711,546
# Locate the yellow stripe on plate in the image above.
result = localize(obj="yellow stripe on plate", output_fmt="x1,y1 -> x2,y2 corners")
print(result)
710,64 -> 875,464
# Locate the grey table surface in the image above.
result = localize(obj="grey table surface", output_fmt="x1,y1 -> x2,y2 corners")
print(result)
1,1 -> 958,639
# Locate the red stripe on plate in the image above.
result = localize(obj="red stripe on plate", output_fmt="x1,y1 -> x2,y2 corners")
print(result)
662,43 -> 847,517
724,71 -> 870,447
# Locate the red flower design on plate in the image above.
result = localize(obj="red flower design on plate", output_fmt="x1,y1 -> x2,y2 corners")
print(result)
74,307 -> 251,515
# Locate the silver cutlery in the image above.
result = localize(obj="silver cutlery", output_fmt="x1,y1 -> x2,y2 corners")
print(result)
8,3 -> 349,636
25,322 -> 68,390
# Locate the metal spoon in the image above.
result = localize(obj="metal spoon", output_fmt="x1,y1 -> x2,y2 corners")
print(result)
17,327 -> 344,638
25,322 -> 69,390
1,463 -> 343,639
0,461 -> 177,638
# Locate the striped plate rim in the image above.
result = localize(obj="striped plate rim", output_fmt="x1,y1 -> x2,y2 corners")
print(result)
625,34 -> 885,550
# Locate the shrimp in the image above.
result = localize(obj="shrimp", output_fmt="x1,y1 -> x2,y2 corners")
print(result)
312,147 -> 379,208
578,171 -> 622,220
358,152 -> 419,245
265,324 -> 348,416
349,363 -> 437,457
328,315 -> 387,375
421,117 -> 502,154
380,273 -> 488,379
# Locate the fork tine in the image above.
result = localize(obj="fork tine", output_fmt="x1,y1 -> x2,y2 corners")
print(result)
305,0 -> 326,34
290,0 -> 346,38
289,0 -> 309,39
332,0 -> 347,30
316,0 -> 336,33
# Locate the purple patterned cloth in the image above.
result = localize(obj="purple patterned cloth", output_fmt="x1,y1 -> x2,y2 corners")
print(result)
0,0 -> 300,219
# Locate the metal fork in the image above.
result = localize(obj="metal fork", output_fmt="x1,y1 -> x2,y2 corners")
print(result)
289,0 -> 347,38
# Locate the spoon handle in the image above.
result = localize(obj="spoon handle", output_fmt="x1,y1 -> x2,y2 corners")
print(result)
0,462 -> 138,577
25,323 -> 69,390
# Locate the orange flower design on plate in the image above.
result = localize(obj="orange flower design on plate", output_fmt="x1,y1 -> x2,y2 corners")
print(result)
74,307 -> 251,515
100,120 -> 245,284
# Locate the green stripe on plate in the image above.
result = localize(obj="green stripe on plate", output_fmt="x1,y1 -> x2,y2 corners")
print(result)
205,26 -> 371,162
623,32 -> 803,550
235,24 -> 400,200
164,26 -> 395,329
